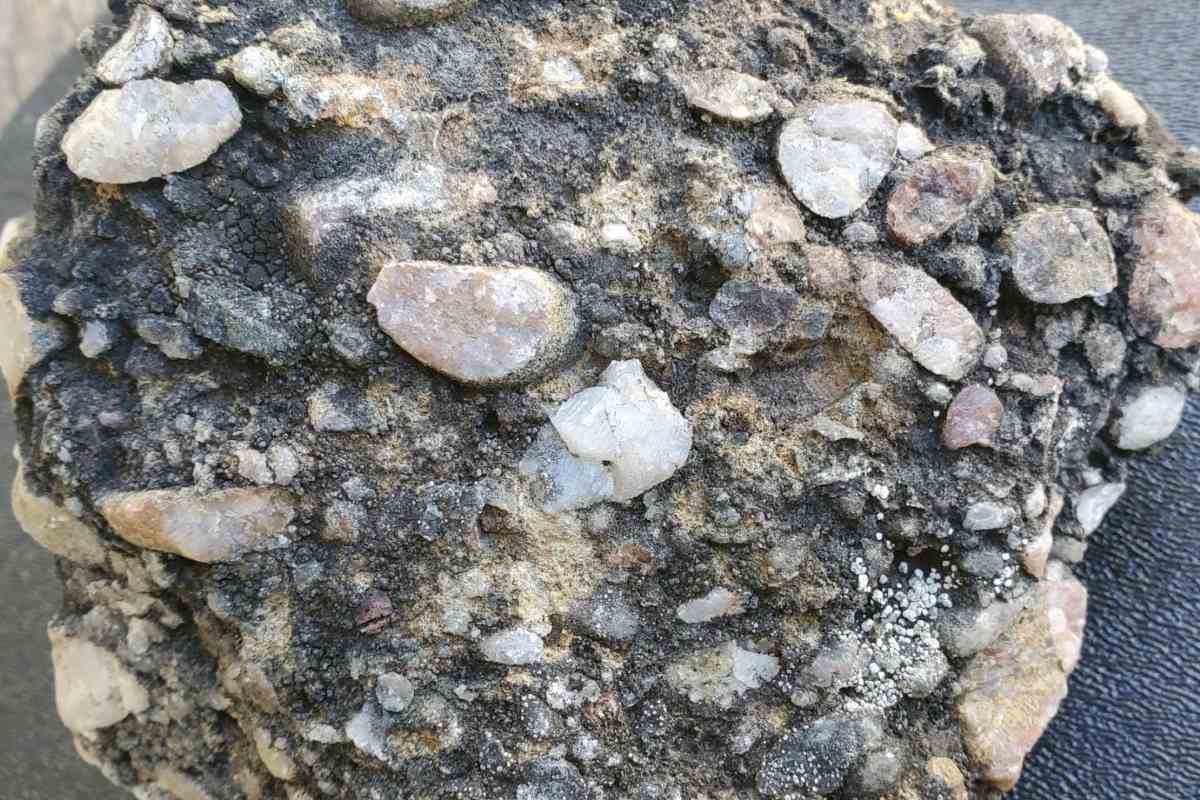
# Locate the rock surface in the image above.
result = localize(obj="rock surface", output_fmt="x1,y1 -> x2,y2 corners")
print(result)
345,0 -> 478,27
8,2 -> 1200,799
368,261 -> 578,386
61,79 -> 242,184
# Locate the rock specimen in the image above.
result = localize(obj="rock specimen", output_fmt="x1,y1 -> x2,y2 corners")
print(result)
4,1 -> 1199,799
61,79 -> 242,184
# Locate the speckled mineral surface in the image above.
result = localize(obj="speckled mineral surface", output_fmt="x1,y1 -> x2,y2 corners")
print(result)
4,1 -> 1200,799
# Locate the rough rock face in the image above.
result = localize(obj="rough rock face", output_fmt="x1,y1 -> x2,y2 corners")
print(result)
4,1 -> 1199,799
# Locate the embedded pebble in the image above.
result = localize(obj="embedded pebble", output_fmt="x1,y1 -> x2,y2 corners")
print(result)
551,360 -> 692,502
61,79 -> 242,184
480,627 -> 544,666
1075,482 -> 1126,535
963,502 -> 1015,531
757,716 -> 864,797
11,460 -> 107,565
1127,198 -> 1200,348
50,632 -> 150,734
676,588 -> 746,624
368,261 -> 578,386
375,673 -> 415,713
0,218 -> 71,398
776,99 -> 899,219
1109,385 -> 1187,451
98,487 -> 297,563
678,69 -> 776,123
956,564 -> 1087,790
666,642 -> 780,709
969,14 -> 1086,109
95,5 -> 173,86
896,122 -> 935,160
886,149 -> 994,247
228,45 -> 287,96
858,261 -> 985,380
519,425 -> 615,512
943,385 -> 1004,450
1004,208 -> 1117,305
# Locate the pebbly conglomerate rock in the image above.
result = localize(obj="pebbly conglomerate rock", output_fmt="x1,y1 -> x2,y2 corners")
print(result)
4,1 -> 1200,799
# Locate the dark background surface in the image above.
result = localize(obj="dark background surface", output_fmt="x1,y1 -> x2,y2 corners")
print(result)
0,1 -> 1197,797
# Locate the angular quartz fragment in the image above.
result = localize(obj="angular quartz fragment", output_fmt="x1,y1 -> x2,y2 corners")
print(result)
1127,198 -> 1200,348
50,631 -> 150,734
1004,207 -> 1117,304
956,563 -> 1087,790
346,0 -> 478,27
676,587 -> 745,623
227,45 -> 287,97
519,425 -> 615,512
858,261 -> 984,380
886,148 -> 994,247
0,216 -> 71,398
678,69 -> 776,123
368,261 -> 578,386
61,79 -> 242,184
942,385 -> 1004,450
551,360 -> 693,502
1109,385 -> 1187,451
776,98 -> 899,219
479,627 -> 544,666
95,5 -> 173,86
98,487 -> 297,563
969,14 -> 1086,110
11,460 -> 107,566
1075,482 -> 1126,535
666,641 -> 780,709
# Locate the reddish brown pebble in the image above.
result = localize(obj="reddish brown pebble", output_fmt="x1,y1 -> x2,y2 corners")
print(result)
1128,197 -> 1200,349
886,149 -> 994,248
957,563 -> 1087,790
943,385 -> 1004,449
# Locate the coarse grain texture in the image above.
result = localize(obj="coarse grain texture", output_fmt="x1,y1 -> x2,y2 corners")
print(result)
4,1 -> 1200,798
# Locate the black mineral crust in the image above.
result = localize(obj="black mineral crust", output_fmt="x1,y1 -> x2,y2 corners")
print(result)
2,1 -> 1199,799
